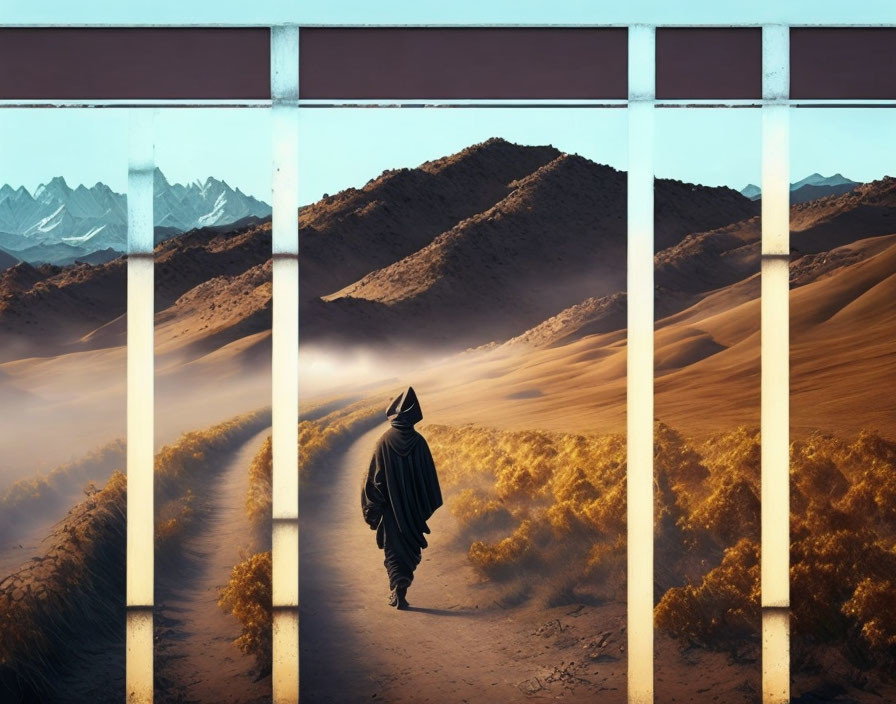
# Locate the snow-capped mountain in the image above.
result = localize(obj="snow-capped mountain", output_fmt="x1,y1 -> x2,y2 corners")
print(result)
151,169 -> 271,233
0,170 -> 271,264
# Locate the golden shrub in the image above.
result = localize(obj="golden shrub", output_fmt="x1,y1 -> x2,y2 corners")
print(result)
154,409 -> 270,545
242,399 -> 381,523
245,435 -> 272,523
655,538 -> 760,647
0,471 -> 127,691
468,520 -> 534,574
218,551 -> 272,673
685,477 -> 760,545
299,401 -> 381,477
655,422 -> 710,492
0,439 -> 126,538
842,577 -> 896,656
449,488 -> 511,529
427,421 -> 896,668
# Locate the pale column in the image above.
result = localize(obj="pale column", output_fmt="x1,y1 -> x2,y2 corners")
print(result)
125,107 -> 155,704
761,24 -> 791,704
627,24 -> 655,704
271,24 -> 300,704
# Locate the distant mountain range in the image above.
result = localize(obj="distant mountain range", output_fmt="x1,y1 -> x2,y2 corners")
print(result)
2,139 -> 894,369
0,170 -> 270,266
740,173 -> 861,204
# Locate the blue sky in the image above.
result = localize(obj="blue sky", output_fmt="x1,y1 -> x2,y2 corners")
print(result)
5,0 -> 896,27
2,107 -> 896,203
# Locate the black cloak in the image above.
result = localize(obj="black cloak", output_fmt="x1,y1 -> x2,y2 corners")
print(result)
361,387 -> 443,590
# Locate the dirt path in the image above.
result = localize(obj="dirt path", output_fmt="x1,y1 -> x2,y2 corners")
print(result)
300,425 -> 632,704
156,427 -> 272,704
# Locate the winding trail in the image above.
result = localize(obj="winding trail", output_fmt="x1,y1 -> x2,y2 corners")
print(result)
299,425 -> 629,704
156,427 -> 272,704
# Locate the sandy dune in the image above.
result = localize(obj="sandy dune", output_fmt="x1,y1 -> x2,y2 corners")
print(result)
372,232 -> 896,442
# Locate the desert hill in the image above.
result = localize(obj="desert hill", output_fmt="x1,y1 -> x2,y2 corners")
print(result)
155,260 -> 272,360
298,138 -> 561,303
408,230 -> 896,440
307,142 -> 757,349
320,154 -> 628,347
0,220 -> 271,361
504,175 -> 896,351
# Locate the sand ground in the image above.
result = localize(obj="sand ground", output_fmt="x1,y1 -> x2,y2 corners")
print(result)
155,427 -> 272,704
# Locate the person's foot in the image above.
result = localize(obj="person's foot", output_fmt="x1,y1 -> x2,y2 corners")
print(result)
388,587 -> 399,607
396,586 -> 410,610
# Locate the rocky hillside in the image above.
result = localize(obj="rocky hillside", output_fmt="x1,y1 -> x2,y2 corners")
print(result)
0,220 -> 271,361
506,175 -> 896,349
297,137 -> 561,303
304,139 -> 757,349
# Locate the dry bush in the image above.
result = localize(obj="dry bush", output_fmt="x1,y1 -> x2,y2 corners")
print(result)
429,421 -> 896,673
243,399 -> 382,523
655,538 -> 760,649
449,488 -> 513,531
685,477 -> 760,545
842,577 -> 896,660
698,426 -> 760,486
218,551 -> 272,674
788,431 -> 896,669
657,429 -> 896,673
426,424 -> 632,603
0,471 -> 126,696
655,423 -> 710,495
468,520 -> 535,574
245,435 -> 272,524
427,421 -> 697,603
0,439 -> 126,542
299,401 -> 382,478
0,409 -> 272,699
155,408 -> 271,549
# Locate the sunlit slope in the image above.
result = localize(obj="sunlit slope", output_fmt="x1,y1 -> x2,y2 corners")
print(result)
406,233 -> 896,439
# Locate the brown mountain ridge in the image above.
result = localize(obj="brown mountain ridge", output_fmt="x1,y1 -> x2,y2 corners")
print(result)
304,139 -> 758,350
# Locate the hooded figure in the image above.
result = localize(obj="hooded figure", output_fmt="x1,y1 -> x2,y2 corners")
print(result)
361,386 -> 442,609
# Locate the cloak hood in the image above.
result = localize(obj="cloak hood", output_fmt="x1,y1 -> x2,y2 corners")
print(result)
386,386 -> 423,427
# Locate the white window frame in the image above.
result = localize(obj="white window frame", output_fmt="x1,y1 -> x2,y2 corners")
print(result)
9,9 -> 896,703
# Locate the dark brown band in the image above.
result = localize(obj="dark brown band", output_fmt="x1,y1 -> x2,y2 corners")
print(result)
791,28 -> 896,99
4,27 -> 896,102
656,28 -> 762,99
0,28 -> 270,99
299,28 -> 628,99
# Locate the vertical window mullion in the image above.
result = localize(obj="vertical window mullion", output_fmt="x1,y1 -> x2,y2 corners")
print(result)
761,24 -> 791,704
271,24 -> 300,704
627,24 -> 656,704
125,107 -> 156,704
